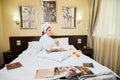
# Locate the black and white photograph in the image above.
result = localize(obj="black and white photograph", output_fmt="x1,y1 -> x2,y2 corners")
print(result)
20,6 -> 36,29
41,0 -> 56,23
62,7 -> 76,28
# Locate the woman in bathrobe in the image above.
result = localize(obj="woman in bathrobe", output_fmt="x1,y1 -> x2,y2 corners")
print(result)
38,23 -> 57,51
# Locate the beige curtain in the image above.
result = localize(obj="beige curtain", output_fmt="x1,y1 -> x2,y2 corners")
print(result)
88,0 -> 100,48
94,37 -> 120,74
93,0 -> 120,74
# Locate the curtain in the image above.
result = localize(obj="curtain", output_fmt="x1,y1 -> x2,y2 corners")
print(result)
93,0 -> 120,74
88,0 -> 100,48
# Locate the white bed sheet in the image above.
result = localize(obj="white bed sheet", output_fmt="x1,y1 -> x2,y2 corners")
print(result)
0,45 -> 119,80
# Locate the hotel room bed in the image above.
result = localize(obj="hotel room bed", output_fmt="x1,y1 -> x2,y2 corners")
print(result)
0,35 -> 119,80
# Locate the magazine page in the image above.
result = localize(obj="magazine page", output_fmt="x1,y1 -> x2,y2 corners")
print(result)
75,66 -> 93,75
55,66 -> 81,79
35,67 -> 66,79
56,66 -> 95,79
35,68 -> 55,79
75,66 -> 95,79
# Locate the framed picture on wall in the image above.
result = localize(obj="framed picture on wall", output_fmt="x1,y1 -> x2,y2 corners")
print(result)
62,7 -> 76,28
20,6 -> 36,29
41,0 -> 56,23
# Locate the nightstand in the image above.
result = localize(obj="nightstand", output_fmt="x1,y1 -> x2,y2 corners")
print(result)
3,50 -> 19,64
81,48 -> 93,58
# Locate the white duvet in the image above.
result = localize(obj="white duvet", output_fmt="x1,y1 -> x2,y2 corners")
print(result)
0,45 -> 119,80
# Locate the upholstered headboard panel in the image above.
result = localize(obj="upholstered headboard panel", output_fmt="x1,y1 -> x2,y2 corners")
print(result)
9,35 -> 87,53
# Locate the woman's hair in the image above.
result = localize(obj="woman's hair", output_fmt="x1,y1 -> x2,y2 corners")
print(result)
42,27 -> 50,35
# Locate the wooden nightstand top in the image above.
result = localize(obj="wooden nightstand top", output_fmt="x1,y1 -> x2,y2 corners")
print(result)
81,48 -> 93,58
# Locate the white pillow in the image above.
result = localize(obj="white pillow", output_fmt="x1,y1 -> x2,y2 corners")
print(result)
54,38 -> 69,47
37,50 -> 71,62
27,41 -> 39,49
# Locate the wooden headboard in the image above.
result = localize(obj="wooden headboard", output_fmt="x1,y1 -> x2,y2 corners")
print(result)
9,35 -> 87,53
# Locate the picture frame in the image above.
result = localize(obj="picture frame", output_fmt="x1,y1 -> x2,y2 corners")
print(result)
62,7 -> 76,28
41,0 -> 56,23
20,6 -> 36,29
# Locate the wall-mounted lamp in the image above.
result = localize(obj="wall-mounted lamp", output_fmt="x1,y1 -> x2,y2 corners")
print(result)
13,16 -> 20,25
77,15 -> 82,24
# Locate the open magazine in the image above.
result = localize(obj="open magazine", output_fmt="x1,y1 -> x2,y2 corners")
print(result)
35,66 -> 95,79
46,48 -> 67,53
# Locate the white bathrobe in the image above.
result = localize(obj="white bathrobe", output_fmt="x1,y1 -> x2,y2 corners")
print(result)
38,34 -> 55,51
